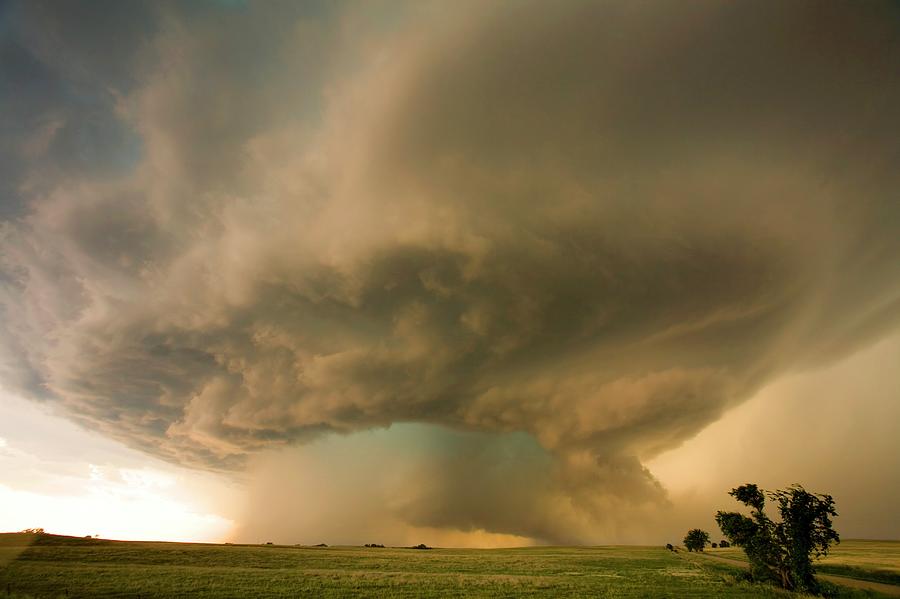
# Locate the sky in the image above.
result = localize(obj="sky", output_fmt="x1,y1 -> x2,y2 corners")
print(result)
0,0 -> 898,546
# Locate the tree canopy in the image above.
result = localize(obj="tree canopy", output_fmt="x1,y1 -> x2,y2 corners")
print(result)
683,529 -> 709,552
716,483 -> 839,594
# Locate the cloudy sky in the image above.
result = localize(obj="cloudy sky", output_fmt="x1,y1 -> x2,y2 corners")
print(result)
0,0 -> 898,546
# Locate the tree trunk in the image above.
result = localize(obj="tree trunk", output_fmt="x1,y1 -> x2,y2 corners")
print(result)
779,568 -> 793,590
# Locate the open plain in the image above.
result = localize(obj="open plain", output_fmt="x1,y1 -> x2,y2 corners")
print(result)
1,534 -> 898,598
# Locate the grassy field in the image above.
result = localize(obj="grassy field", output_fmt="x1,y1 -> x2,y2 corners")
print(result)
708,540 -> 900,586
0,533 -> 896,598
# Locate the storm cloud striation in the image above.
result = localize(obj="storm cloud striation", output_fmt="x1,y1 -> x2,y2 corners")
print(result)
1,1 -> 898,543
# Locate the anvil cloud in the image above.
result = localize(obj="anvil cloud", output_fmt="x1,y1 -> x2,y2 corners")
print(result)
1,0 -> 898,543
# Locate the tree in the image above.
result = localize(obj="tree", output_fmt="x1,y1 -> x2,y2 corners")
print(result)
719,540 -> 730,548
716,483 -> 839,594
683,528 -> 710,552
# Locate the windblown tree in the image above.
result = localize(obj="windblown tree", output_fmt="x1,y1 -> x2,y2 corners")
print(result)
683,529 -> 710,552
716,484 -> 839,594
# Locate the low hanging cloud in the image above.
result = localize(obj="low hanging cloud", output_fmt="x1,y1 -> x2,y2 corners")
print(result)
1,0 -> 898,542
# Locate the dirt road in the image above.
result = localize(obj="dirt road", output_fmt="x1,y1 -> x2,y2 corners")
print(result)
691,552 -> 900,597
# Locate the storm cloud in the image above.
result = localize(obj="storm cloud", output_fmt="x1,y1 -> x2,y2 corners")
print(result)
1,0 -> 898,542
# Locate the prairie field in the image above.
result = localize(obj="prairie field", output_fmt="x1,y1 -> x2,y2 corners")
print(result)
709,540 -> 900,586
1,534 -> 898,598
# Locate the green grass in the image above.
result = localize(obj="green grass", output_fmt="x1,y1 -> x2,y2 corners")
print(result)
0,534 -> 895,598
708,540 -> 900,586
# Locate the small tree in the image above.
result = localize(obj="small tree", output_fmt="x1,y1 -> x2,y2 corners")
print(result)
683,529 -> 710,552
719,540 -> 730,548
716,483 -> 839,594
